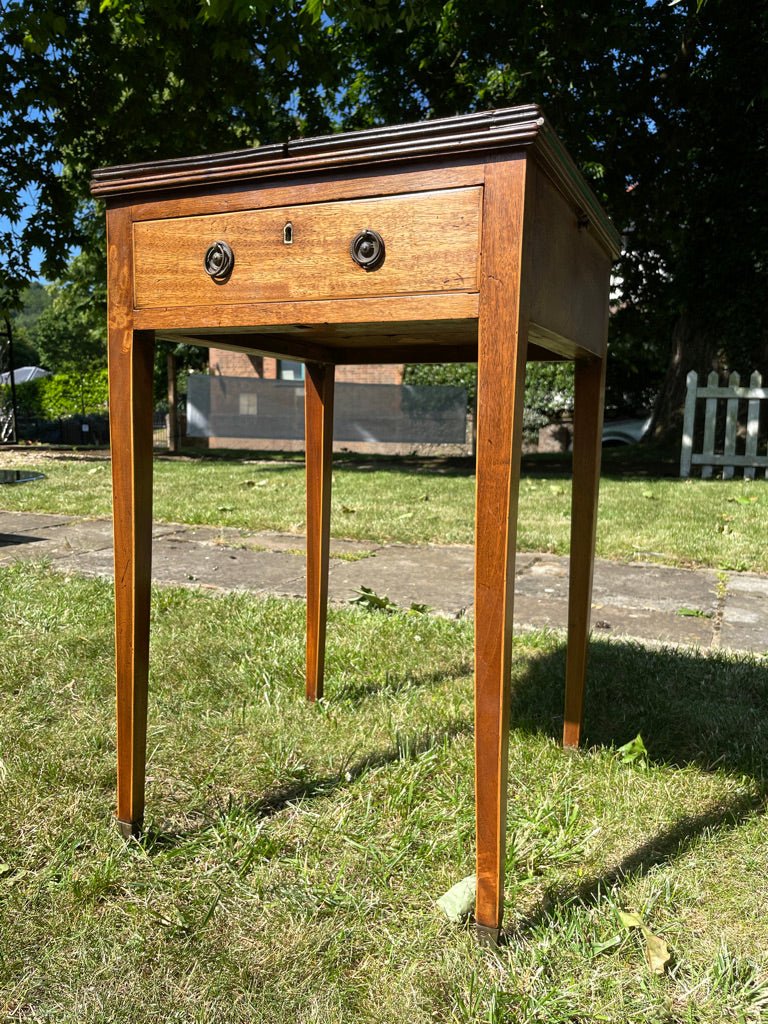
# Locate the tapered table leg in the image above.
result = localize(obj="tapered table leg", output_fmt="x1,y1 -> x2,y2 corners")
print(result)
109,327 -> 154,837
474,155 -> 531,941
305,363 -> 335,701
563,356 -> 606,748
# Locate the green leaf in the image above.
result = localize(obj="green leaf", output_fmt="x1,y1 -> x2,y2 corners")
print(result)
616,734 -> 648,765
436,875 -> 476,924
677,607 -> 711,618
350,586 -> 398,613
591,933 -> 624,956
304,0 -> 325,23
22,32 -> 44,54
619,909 -> 672,975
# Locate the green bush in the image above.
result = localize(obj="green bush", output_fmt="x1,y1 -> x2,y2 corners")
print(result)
2,369 -> 109,419
403,360 -> 575,417
524,362 -> 575,417
403,362 -> 478,402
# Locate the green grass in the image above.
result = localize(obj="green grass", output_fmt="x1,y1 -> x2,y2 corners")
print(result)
2,564 -> 768,1022
1,452 -> 766,570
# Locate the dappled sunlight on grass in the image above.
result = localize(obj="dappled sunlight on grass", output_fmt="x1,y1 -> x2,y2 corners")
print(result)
1,453 -> 766,570
1,565 -> 767,1021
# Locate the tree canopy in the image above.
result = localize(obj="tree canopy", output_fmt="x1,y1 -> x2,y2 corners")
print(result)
2,0 -> 765,428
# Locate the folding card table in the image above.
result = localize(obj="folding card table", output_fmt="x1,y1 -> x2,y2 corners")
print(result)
91,105 -> 620,942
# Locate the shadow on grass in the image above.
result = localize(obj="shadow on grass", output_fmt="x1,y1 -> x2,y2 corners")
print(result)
506,789 -> 766,941
332,659 -> 473,706
501,636 -> 768,939
511,637 -> 768,777
142,636 -> 766,928
140,715 -> 473,853
168,439 -> 679,480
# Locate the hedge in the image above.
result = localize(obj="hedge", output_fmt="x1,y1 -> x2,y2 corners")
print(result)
403,361 -> 575,416
1,369 -> 109,419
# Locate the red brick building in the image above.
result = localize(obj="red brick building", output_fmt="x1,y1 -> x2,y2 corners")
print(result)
209,348 -> 404,386
206,347 -> 409,452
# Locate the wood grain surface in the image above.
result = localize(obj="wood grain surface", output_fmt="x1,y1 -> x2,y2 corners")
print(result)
563,355 -> 606,748
132,292 -> 480,332
91,104 -> 621,258
473,154 -> 532,936
128,163 -> 484,223
133,188 -> 482,309
526,165 -> 613,358
107,206 -> 154,833
304,364 -> 335,701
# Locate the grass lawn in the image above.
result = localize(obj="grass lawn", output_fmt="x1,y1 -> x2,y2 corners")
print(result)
0,448 -> 766,571
2,564 -> 768,1022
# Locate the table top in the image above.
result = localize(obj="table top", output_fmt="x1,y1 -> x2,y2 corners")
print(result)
90,105 -> 619,258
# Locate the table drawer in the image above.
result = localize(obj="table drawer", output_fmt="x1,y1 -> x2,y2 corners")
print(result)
132,187 -> 481,309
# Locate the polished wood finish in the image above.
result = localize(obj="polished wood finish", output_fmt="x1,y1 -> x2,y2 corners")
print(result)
563,356 -> 607,748
304,363 -> 335,701
473,155 -> 532,936
95,106 -> 616,935
133,187 -> 481,309
132,292 -> 480,333
107,208 -> 155,835
128,163 -> 484,223
91,106 -> 550,198
93,105 -> 621,260
527,168 -> 613,358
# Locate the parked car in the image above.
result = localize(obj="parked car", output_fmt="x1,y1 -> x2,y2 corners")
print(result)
601,415 -> 652,446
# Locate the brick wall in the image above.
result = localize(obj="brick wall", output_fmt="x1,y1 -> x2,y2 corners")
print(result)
335,363 -> 403,384
209,350 -> 264,377
205,347 -> 421,453
208,347 -> 403,385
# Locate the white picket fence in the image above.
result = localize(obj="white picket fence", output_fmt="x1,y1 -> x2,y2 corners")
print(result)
680,370 -> 768,479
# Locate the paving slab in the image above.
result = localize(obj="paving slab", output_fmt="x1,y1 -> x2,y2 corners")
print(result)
720,573 -> 768,654
516,555 -> 718,613
328,543 -> 477,615
164,525 -> 375,557
0,511 -> 74,534
71,543 -> 309,595
1,510 -> 766,654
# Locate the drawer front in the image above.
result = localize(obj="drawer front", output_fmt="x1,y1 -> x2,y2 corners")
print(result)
132,187 -> 481,309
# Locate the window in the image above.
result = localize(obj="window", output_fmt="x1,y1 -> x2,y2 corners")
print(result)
238,393 -> 259,416
277,360 -> 305,381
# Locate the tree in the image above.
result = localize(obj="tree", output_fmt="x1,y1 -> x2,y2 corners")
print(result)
2,0 -> 765,433
2,284 -> 46,368
33,225 -> 107,375
0,0 -> 339,311
322,0 -> 768,431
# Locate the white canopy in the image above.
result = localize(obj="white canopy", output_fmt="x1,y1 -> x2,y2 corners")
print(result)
0,366 -> 51,385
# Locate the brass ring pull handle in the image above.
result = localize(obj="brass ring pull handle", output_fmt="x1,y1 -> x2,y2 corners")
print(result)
350,229 -> 385,271
204,240 -> 235,280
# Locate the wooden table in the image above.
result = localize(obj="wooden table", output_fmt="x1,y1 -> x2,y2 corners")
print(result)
92,105 -> 619,943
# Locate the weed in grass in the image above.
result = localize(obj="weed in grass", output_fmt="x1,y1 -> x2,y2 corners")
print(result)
350,586 -> 430,616
616,734 -> 649,766
1,565 -> 768,1022
330,549 -> 376,563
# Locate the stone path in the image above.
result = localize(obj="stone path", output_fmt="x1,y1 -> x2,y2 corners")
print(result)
1,510 -> 766,653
